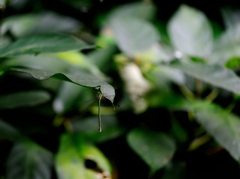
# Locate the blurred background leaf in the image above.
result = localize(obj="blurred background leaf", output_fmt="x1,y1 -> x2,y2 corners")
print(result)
1,12 -> 81,38
0,119 -> 23,141
168,5 -> 213,57
0,90 -> 51,109
109,17 -> 160,57
1,1 -> 240,179
127,128 -> 176,175
6,141 -> 53,179
190,100 -> 240,161
171,61 -> 240,95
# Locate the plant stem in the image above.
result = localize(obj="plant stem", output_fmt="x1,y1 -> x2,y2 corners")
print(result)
180,85 -> 194,100
188,134 -> 211,151
205,89 -> 219,102
195,79 -> 202,98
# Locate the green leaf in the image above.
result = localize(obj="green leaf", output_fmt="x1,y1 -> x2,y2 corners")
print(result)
148,92 -> 187,109
1,12 -> 81,38
168,5 -> 213,57
0,0 -> 5,7
1,14 -> 41,37
0,34 -> 94,58
148,65 -> 186,88
2,54 -> 70,72
210,25 -> 240,64
0,91 -> 51,109
161,162 -> 186,179
225,57 -> 240,69
55,134 -> 112,179
8,67 -> 115,103
53,82 -> 85,114
171,119 -> 188,143
0,119 -> 23,141
53,81 -> 95,114
88,45 -> 117,70
170,61 -> 240,95
110,17 -> 160,57
127,128 -> 176,175
6,141 -> 53,179
107,1 -> 156,22
190,100 -> 240,161
53,51 -> 107,80
221,9 -> 240,29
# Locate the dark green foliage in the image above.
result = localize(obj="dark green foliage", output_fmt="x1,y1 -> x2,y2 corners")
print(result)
1,1 -> 240,179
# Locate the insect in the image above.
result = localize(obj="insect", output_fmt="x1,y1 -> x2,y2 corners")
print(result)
96,90 -> 103,132
96,89 -> 116,132
64,88 -> 116,133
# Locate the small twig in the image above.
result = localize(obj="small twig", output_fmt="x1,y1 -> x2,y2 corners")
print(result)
206,146 -> 223,156
195,79 -> 203,98
63,120 -> 73,133
226,101 -> 237,113
205,89 -> 219,102
180,85 -> 195,100
188,134 -> 211,151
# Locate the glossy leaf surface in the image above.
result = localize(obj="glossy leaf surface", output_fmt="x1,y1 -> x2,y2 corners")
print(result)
8,67 -> 115,103
0,34 -> 93,58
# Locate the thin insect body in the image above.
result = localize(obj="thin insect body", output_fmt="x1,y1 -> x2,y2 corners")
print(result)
96,90 -> 116,132
67,88 -> 115,132
97,91 -> 103,132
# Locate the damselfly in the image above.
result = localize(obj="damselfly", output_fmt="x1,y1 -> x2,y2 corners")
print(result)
64,89 -> 116,132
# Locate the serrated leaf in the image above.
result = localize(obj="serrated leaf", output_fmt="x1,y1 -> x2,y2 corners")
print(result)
0,91 -> 51,109
0,34 -> 93,58
168,5 -> 213,57
7,67 -> 115,103
6,141 -> 53,179
171,61 -> 240,95
190,100 -> 240,161
55,134 -> 112,179
127,128 -> 176,175
110,17 -> 160,57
